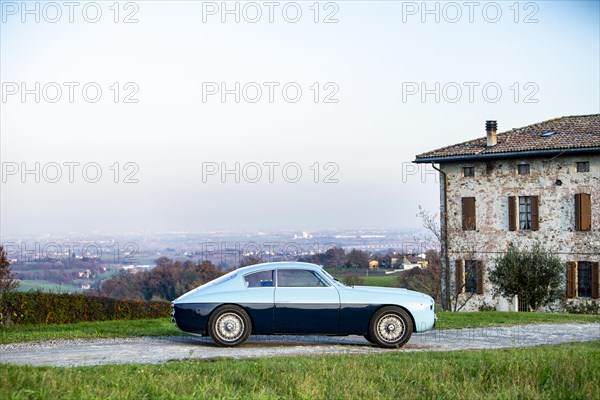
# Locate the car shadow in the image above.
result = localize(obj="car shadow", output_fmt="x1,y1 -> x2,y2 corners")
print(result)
156,335 -> 428,350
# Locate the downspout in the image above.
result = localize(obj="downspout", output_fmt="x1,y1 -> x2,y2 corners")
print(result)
431,163 -> 450,310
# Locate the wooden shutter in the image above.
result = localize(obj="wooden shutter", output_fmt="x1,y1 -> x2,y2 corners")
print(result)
508,196 -> 517,231
575,193 -> 592,231
592,262 -> 599,299
462,197 -> 476,231
476,261 -> 484,295
531,196 -> 539,231
455,260 -> 463,294
566,262 -> 576,299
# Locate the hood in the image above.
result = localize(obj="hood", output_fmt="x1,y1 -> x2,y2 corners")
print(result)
352,286 -> 431,299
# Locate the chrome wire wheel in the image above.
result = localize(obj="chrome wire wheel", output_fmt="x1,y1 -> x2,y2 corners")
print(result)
376,314 -> 405,343
215,312 -> 244,342
369,306 -> 413,348
208,305 -> 251,347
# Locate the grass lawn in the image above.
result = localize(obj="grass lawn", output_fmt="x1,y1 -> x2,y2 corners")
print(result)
1,342 -> 598,399
1,312 -> 597,345
361,275 -> 397,287
436,311 -> 600,330
0,318 -> 184,344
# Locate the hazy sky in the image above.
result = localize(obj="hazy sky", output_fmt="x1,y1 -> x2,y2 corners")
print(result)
1,0 -> 599,236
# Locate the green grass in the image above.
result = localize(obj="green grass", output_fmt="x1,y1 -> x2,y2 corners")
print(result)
16,280 -> 81,294
1,312 -> 598,345
362,275 -> 397,287
1,342 -> 598,399
436,311 -> 600,330
0,318 -> 183,344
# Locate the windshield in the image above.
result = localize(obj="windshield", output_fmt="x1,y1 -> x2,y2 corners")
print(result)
321,269 -> 346,287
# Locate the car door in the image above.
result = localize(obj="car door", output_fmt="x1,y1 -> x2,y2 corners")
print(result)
274,268 -> 340,334
240,269 -> 275,335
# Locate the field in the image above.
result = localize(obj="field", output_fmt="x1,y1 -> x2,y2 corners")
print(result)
1,342 -> 598,399
362,275 -> 398,287
16,280 -> 81,294
1,312 -> 598,344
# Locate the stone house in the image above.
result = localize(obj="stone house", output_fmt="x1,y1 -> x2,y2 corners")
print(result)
414,114 -> 600,311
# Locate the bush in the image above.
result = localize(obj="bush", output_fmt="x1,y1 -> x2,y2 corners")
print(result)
0,291 -> 170,327
344,273 -> 364,286
489,243 -> 564,311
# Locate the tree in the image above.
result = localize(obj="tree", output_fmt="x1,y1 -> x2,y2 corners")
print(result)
417,206 -> 446,309
395,266 -> 436,294
323,247 -> 346,268
95,258 -> 224,301
238,255 -> 262,268
0,245 -> 20,293
489,243 -> 564,311
346,249 -> 369,269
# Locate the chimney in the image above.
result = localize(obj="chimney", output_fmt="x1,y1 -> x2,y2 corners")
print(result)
486,120 -> 497,147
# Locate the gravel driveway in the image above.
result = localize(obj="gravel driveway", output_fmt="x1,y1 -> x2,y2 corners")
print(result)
1,323 -> 598,367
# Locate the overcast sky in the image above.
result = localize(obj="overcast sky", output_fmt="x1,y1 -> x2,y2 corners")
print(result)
1,0 -> 599,236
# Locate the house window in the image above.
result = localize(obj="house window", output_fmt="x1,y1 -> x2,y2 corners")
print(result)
519,196 -> 532,229
463,167 -> 475,177
575,193 -> 592,231
578,262 -> 593,298
576,161 -> 590,172
464,260 -> 477,293
567,262 -> 599,299
455,260 -> 484,295
509,196 -> 539,231
461,197 -> 476,231
517,163 -> 530,175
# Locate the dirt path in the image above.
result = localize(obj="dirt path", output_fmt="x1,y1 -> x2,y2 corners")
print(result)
1,323 -> 598,367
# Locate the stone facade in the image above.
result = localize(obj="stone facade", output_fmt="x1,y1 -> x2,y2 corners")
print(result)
440,154 -> 600,311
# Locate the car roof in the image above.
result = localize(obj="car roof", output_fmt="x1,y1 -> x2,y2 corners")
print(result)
234,261 -> 323,275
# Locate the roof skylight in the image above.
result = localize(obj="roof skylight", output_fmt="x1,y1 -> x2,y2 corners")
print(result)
540,131 -> 556,137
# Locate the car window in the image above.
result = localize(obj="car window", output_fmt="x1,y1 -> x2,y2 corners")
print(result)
244,270 -> 274,288
277,269 -> 328,288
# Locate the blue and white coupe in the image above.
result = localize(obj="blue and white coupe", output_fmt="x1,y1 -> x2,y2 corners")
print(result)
172,262 -> 437,348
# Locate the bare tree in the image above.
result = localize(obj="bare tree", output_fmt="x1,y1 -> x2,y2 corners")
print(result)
451,283 -> 477,312
416,206 -> 445,309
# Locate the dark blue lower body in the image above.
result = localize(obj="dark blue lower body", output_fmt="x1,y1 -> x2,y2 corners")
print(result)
173,303 -> 381,336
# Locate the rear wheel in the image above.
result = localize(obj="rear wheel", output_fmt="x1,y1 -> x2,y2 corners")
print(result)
208,305 -> 251,347
368,306 -> 413,348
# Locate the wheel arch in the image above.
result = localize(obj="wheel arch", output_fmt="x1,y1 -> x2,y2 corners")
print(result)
373,304 -> 416,332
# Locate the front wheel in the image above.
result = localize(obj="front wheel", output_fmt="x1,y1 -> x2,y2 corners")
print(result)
368,306 -> 413,348
208,305 -> 251,347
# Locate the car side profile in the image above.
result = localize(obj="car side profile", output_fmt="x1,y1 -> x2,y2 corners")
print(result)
172,262 -> 436,348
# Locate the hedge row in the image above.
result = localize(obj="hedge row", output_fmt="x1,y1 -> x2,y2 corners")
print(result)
0,291 -> 171,326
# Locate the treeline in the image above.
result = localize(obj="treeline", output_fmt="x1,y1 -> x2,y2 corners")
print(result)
92,257 -> 223,301
298,247 -> 371,268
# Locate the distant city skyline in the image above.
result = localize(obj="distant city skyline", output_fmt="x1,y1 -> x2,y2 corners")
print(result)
1,1 -> 599,236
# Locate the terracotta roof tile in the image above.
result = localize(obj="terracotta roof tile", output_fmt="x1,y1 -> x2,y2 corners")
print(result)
415,114 -> 600,162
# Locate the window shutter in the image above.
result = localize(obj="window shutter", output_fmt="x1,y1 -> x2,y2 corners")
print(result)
455,260 -> 463,294
575,193 -> 592,231
508,196 -> 517,231
476,261 -> 484,295
531,196 -> 540,231
566,262 -> 576,299
592,262 -> 599,299
462,197 -> 476,231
